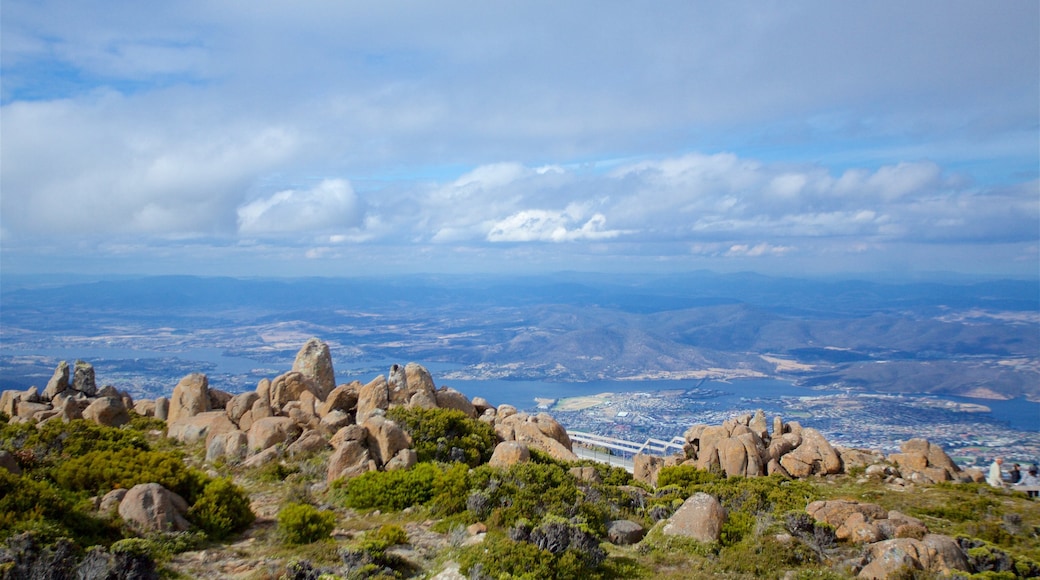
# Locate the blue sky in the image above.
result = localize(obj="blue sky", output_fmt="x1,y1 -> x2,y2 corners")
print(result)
1,1 -> 1037,277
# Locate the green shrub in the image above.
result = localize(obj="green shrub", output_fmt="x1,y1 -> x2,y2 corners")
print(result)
657,465 -> 723,491
430,462 -> 471,516
332,463 -> 439,512
187,477 -> 255,540
0,469 -> 120,546
53,447 -> 207,503
385,406 -> 496,467
457,531 -> 570,580
277,503 -> 337,545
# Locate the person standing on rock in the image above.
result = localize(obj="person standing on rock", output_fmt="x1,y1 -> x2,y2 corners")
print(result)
987,457 -> 1005,487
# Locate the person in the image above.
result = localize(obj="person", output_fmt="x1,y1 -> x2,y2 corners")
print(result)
1017,465 -> 1040,486
1008,463 -> 1022,484
987,457 -> 1005,487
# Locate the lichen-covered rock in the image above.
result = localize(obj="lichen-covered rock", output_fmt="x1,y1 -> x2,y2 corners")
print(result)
607,520 -> 645,545
247,416 -> 302,452
287,429 -> 331,457
167,411 -> 232,446
435,387 -> 477,417
319,382 -> 360,417
42,361 -> 70,400
362,414 -> 412,467
356,375 -> 389,423
327,439 -> 375,482
72,360 -> 97,396
268,371 -> 322,413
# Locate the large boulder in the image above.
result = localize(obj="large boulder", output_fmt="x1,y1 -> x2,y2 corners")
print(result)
327,428 -> 375,482
362,415 -> 412,467
435,387 -> 477,417
167,373 -> 211,424
42,361 -> 70,400
226,391 -> 259,426
167,411 -> 234,446
206,430 -> 249,463
858,535 -> 970,579
117,483 -> 190,533
319,382 -> 360,417
662,492 -> 727,543
488,441 -> 531,468
72,360 -> 97,396
633,453 -> 665,487
292,338 -> 336,401
779,427 -> 842,477
386,363 -> 437,407
82,397 -> 130,427
268,372 -> 322,413
247,416 -> 303,452
356,375 -> 389,423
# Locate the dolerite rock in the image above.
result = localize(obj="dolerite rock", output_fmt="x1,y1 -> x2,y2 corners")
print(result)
247,416 -> 302,452
82,397 -> 130,427
154,397 -> 169,421
356,375 -> 389,423
607,520 -> 646,545
133,399 -> 157,417
72,360 -> 97,396
662,492 -> 727,543
384,448 -> 418,471
328,426 -> 375,482
890,438 -> 961,483
319,382 -> 360,417
387,362 -> 437,407
98,489 -> 128,515
42,361 -> 70,400
858,535 -> 970,579
226,391 -> 259,426
206,430 -> 248,463
505,413 -> 578,463
488,441 -> 531,468
118,483 -> 191,533
168,411 -> 233,445
362,414 -> 412,467
268,371 -> 322,414
167,373 -> 211,424
207,388 -> 233,410
0,390 -> 20,417
435,387 -> 477,417
287,429 -> 331,457
780,427 -> 842,477
633,453 -> 665,487
292,338 -> 336,400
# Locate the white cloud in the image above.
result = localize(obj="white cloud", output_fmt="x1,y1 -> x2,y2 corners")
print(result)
237,179 -> 364,235
487,205 -> 626,243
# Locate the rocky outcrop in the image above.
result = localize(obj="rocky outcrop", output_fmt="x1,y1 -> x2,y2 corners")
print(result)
888,438 -> 961,484
167,373 -> 211,424
292,338 -> 337,401
81,396 -> 130,427
42,361 -> 70,400
117,483 -> 191,533
661,492 -> 727,543
72,360 -> 97,396
858,535 -> 971,578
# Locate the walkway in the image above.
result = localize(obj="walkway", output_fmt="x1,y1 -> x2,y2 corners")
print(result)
568,430 -> 685,474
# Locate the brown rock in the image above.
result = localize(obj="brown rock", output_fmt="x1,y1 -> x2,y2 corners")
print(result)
72,360 -> 97,396
330,424 -> 367,449
269,372 -> 322,413
118,483 -> 190,533
226,391 -> 259,425
168,411 -> 232,445
717,438 -> 749,478
570,466 -> 602,483
921,534 -> 970,574
206,430 -> 249,463
292,338 -> 336,400
356,375 -> 389,423
248,416 -> 303,452
167,373 -> 211,424
133,399 -> 156,417
435,387 -> 477,417
387,362 -> 437,407
82,397 -> 130,427
0,390 -> 21,417
607,520 -> 645,545
362,415 -> 412,466
154,397 -> 169,421
207,388 -> 233,410
781,427 -> 841,476
241,446 -> 281,469
98,488 -> 127,515
327,439 -> 375,482
497,404 -> 518,418
319,409 -> 353,436
662,492 -> 726,543
488,441 -> 531,468
384,448 -> 418,471
633,453 -> 665,487
42,361 -> 70,400
836,512 -> 881,544
287,429 -> 331,457
320,382 -> 360,417
16,400 -> 51,419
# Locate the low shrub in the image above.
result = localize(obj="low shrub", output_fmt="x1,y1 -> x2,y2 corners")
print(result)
277,503 -> 337,545
0,469 -> 120,547
187,477 -> 255,540
52,447 -> 208,504
385,406 -> 496,467
332,463 -> 439,512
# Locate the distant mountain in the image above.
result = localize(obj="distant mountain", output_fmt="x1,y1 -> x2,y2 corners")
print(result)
1,272 -> 1036,400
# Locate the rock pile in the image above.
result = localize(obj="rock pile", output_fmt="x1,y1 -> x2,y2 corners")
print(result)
630,409 -> 968,487
1,360 -> 135,428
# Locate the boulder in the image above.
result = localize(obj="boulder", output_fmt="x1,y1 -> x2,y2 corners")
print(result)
472,397 -> 493,415
206,430 -> 249,463
362,415 -> 412,466
488,441 -> 531,468
384,448 -> 418,471
154,397 -> 169,421
133,399 -> 156,417
570,466 -> 601,483
807,500 -> 888,530
207,388 -> 233,410
98,489 -> 127,515
607,520 -> 646,545
858,535 -> 969,579
633,454 -> 665,487
268,372 -> 322,413
435,387 -> 477,417
497,404 -> 518,418
356,375 -> 389,423
662,492 -> 727,543
168,411 -> 234,446
717,437 -> 749,478
327,439 -> 375,482
17,401 -> 52,420
42,361 -> 70,400
0,390 -> 21,417
226,391 -> 259,425
319,382 -> 360,417
247,416 -> 302,452
780,427 -> 841,476
330,424 -> 368,449
82,397 -> 130,427
167,373 -> 211,424
117,483 -> 190,533
287,429 -> 331,457
511,418 -> 578,462
72,360 -> 97,396
241,446 -> 281,469
319,409 -> 353,436
292,338 -> 337,400
748,409 -> 769,440
387,362 -> 438,407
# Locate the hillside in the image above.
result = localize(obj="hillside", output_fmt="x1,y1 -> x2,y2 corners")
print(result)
2,339 -> 1038,579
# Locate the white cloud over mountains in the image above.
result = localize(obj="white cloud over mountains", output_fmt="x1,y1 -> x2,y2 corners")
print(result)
1,0 -> 1036,275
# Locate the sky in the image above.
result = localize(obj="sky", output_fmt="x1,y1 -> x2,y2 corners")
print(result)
1,1 -> 1038,278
